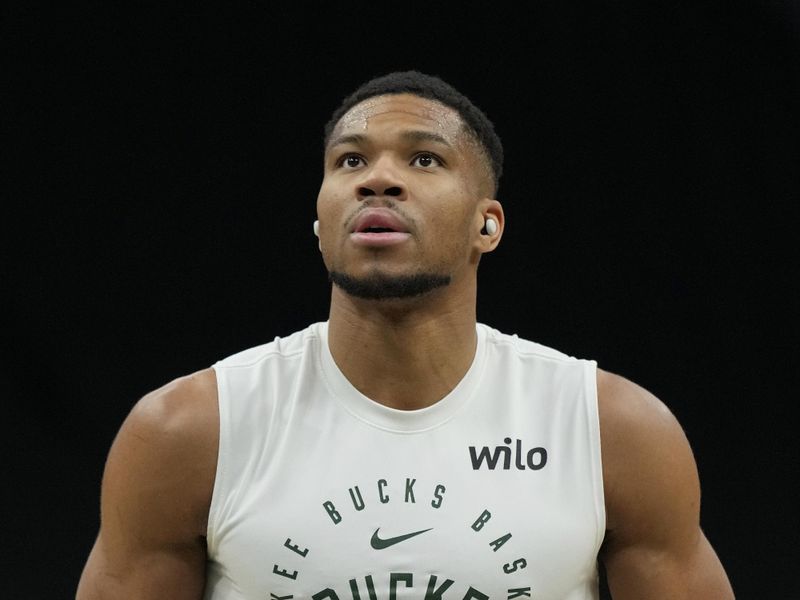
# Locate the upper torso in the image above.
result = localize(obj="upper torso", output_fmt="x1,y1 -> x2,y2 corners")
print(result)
203,322 -> 605,600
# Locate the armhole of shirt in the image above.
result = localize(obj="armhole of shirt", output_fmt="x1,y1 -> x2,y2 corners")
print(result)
205,363 -> 229,557
584,359 -> 606,555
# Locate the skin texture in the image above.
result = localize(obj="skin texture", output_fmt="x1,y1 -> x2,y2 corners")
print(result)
77,93 -> 734,599
597,370 -> 734,598
317,94 -> 504,409
76,370 -> 218,599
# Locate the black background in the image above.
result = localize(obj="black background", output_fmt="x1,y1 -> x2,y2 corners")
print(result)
4,3 -> 798,598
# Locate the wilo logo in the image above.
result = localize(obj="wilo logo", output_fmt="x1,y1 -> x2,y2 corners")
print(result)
469,438 -> 548,471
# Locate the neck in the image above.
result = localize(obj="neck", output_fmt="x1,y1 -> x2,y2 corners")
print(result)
327,279 -> 478,410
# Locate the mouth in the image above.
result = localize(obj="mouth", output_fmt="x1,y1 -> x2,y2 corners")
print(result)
349,208 -> 412,247
351,209 -> 410,234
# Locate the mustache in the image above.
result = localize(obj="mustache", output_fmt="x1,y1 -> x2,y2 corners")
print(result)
344,199 -> 416,233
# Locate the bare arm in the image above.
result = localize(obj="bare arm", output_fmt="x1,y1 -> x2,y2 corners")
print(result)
77,369 -> 219,599
598,369 -> 734,599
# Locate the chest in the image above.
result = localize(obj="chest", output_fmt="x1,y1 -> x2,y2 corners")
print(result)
208,403 -> 603,599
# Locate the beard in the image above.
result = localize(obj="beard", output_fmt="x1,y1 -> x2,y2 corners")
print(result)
328,270 -> 451,300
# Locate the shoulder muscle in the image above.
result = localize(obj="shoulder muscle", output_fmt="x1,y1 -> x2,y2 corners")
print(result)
598,368 -> 699,542
597,368 -> 734,598
77,368 -> 219,599
104,368 -> 219,541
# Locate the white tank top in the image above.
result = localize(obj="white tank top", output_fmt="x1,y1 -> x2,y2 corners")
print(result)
205,322 -> 604,600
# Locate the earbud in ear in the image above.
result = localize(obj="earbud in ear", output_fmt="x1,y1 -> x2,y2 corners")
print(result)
313,220 -> 320,237
484,218 -> 497,236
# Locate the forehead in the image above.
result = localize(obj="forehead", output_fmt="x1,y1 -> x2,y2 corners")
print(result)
329,93 -> 467,146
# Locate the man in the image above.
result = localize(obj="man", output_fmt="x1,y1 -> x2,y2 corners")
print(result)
77,71 -> 734,599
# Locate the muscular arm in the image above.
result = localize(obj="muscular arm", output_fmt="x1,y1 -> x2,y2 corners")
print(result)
77,369 -> 219,600
597,369 -> 734,599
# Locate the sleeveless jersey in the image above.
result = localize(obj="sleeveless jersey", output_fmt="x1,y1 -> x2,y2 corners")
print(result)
205,322 -> 605,600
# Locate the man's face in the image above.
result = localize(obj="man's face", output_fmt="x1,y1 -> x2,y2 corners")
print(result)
316,93 -> 492,300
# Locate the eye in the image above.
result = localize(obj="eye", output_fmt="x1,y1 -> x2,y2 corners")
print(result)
337,154 -> 365,169
411,153 -> 443,168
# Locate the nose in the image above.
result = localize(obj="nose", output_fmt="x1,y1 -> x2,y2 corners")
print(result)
355,156 -> 406,201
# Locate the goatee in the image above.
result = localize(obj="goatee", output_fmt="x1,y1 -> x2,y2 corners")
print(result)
328,270 -> 451,300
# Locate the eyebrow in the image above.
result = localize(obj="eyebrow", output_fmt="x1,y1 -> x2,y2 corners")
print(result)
327,130 -> 455,151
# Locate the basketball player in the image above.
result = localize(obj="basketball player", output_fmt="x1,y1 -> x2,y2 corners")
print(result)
77,71 -> 734,599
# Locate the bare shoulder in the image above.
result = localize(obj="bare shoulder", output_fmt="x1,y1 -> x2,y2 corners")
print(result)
108,367 -> 220,534
77,368 -> 219,599
596,368 -> 697,534
596,368 -> 734,598
127,367 -> 219,456
596,368 -> 681,441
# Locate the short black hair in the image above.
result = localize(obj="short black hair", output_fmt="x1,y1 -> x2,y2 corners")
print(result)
323,70 -> 504,195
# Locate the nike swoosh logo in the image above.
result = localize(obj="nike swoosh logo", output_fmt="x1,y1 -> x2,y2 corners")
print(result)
370,527 -> 433,550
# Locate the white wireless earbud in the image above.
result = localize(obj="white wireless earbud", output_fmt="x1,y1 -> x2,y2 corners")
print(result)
484,218 -> 497,236
313,220 -> 320,237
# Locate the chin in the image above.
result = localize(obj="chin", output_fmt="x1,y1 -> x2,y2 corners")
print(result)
328,270 -> 451,301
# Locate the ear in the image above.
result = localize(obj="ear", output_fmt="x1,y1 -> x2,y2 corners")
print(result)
475,199 -> 504,254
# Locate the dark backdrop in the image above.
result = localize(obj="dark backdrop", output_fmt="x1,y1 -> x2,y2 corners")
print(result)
4,3 -> 798,598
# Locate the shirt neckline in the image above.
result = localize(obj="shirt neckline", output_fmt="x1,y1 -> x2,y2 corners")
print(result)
315,321 -> 487,433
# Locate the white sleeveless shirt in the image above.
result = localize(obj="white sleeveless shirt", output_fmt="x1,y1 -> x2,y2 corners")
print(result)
205,322 -> 605,600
